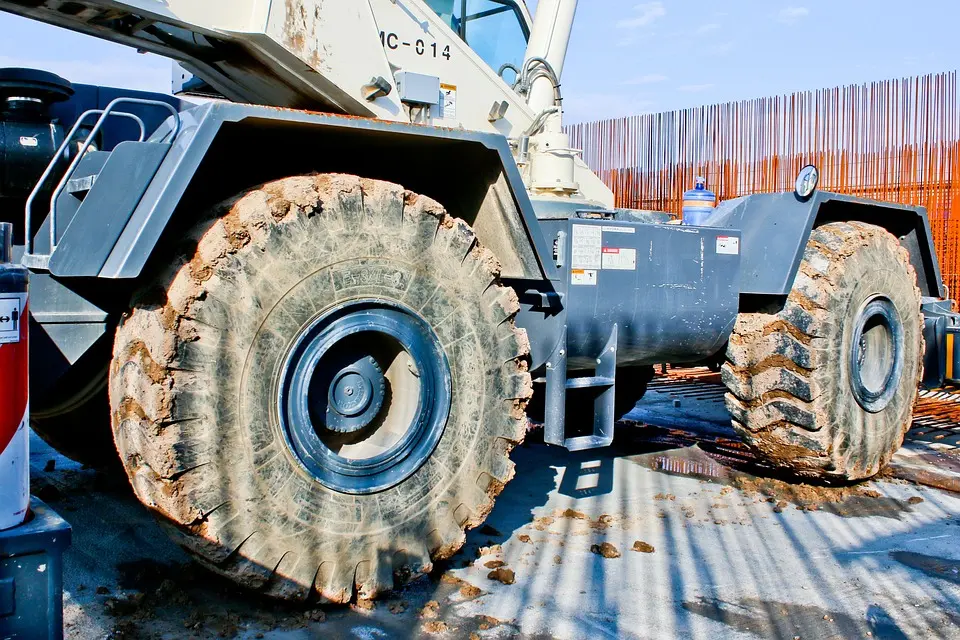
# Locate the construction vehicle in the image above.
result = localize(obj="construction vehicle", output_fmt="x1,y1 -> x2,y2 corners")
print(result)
0,0 -> 957,602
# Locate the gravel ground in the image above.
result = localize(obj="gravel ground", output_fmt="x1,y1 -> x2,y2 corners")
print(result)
27,389 -> 960,640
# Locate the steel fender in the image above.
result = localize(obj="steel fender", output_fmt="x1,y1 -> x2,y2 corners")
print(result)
99,101 -> 557,282
706,191 -> 945,299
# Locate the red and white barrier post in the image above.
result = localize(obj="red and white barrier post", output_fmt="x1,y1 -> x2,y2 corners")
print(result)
0,222 -> 28,531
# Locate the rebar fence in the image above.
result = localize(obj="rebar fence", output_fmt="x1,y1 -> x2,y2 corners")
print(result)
567,72 -> 960,294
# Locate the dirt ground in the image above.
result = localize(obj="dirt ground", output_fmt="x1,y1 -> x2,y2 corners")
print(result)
29,384 -> 960,640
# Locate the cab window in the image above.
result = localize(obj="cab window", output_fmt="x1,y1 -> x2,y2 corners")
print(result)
425,0 -> 529,75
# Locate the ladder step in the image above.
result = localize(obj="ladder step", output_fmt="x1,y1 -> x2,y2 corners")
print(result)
66,173 -> 98,196
566,376 -> 614,389
563,434 -> 614,451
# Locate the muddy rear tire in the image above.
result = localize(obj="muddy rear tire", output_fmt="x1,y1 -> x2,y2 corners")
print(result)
109,175 -> 531,601
722,221 -> 923,480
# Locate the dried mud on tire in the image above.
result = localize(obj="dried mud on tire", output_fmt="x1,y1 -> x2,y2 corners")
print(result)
722,221 -> 923,481
109,174 -> 531,602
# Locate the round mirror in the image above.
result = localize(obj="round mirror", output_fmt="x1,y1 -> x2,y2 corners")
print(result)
795,164 -> 820,199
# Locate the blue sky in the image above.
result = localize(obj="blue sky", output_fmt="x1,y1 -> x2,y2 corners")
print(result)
0,1 -> 954,124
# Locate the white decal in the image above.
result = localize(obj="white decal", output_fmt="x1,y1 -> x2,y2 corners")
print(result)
0,296 -> 23,344
440,83 -> 457,120
19,136 -> 38,148
601,247 -> 637,270
603,226 -> 636,234
716,236 -> 740,255
571,225 -> 602,270
571,269 -> 598,286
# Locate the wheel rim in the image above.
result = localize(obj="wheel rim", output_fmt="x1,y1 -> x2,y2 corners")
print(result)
848,296 -> 905,413
277,299 -> 451,494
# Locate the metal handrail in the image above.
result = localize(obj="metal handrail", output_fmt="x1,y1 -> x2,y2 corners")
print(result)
23,97 -> 181,259
24,109 -> 144,254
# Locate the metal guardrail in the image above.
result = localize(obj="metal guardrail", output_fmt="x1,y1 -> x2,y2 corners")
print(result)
22,97 -> 181,269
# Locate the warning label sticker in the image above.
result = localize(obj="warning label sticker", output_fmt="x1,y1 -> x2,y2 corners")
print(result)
571,225 -> 602,269
601,247 -> 637,270
440,83 -> 457,120
571,269 -> 598,286
0,296 -> 23,344
716,236 -> 740,255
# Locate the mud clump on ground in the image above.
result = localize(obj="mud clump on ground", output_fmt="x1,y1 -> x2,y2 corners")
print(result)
547,510 -> 617,532
908,496 -> 925,505
632,541 -> 655,553
420,600 -> 441,619
518,534 -> 532,543
590,542 -> 621,559
440,574 -> 482,599
488,567 -> 516,585
423,620 -> 450,634
590,514 -> 617,531
476,615 -> 505,630
635,444 -> 917,519
460,584 -> 482,598
484,560 -> 505,569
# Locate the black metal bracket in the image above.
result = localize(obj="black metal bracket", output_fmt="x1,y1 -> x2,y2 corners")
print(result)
544,323 -> 618,451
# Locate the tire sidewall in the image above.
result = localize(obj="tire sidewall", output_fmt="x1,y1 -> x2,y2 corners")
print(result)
219,222 -> 498,540
828,237 -> 921,467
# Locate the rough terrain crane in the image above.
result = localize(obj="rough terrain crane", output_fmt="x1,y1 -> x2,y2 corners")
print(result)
0,0 -> 956,602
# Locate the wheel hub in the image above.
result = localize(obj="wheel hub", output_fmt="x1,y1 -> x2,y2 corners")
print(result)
321,356 -> 385,432
278,300 -> 451,494
848,296 -> 905,413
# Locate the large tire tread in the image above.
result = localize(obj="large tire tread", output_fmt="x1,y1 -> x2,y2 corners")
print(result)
110,174 -> 531,601
722,221 -> 923,480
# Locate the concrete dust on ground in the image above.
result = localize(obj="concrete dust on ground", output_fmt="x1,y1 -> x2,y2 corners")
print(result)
29,383 -> 960,640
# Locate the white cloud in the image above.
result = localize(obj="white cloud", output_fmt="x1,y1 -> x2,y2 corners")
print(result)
696,23 -> 721,34
622,73 -> 668,86
777,6 -> 810,23
617,2 -> 667,30
678,83 -> 715,93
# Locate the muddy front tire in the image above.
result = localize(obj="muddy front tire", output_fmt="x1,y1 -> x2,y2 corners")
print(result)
110,175 -> 531,601
722,222 -> 923,480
